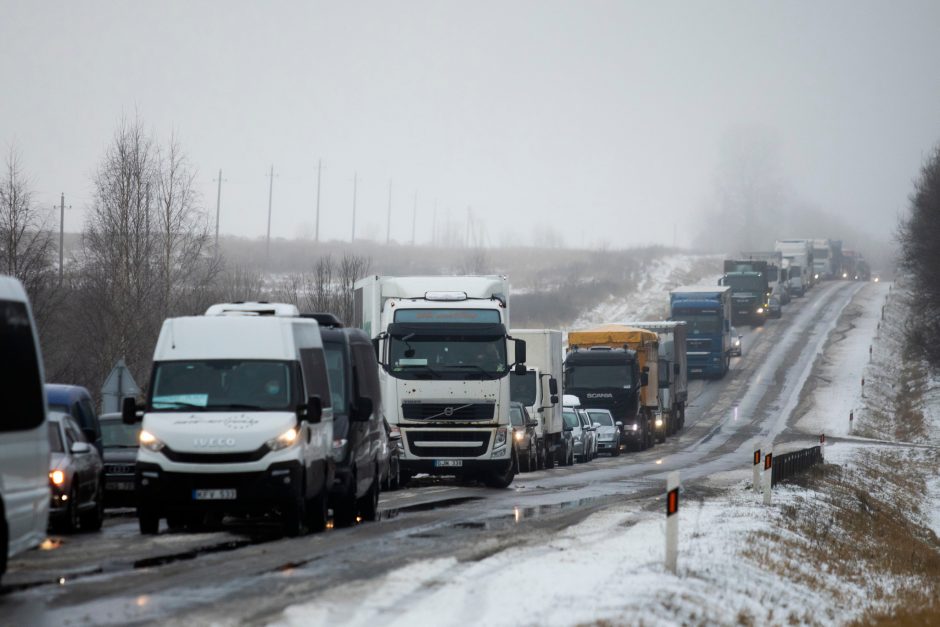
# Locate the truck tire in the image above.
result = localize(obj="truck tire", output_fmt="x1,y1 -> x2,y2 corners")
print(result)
485,453 -> 516,488
138,506 -> 160,535
544,442 -> 555,469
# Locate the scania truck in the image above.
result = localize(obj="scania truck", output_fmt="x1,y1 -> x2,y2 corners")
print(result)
669,286 -> 732,379
354,275 -> 526,488
566,325 -> 659,450
509,329 -> 563,469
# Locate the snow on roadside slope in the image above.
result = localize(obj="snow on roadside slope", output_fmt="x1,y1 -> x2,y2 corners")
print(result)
571,253 -> 723,328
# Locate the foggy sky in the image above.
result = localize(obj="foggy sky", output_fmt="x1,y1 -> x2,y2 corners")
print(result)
2,1 -> 939,250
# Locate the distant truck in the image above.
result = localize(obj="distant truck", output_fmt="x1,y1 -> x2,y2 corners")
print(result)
669,286 -> 732,379
354,275 -> 526,488
739,251 -> 789,304
719,270 -> 767,326
509,329 -> 563,469
812,239 -> 842,281
566,325 -> 660,448
621,321 -> 688,437
775,239 -> 815,291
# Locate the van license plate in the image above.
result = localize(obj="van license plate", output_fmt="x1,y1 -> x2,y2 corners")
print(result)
192,489 -> 237,500
433,460 -> 463,468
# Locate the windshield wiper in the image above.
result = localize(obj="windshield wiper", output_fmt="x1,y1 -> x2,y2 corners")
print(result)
153,401 -> 206,411
399,364 -> 443,379
448,364 -> 499,380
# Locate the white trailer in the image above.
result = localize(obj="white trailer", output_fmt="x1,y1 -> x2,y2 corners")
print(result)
509,329 -> 563,470
354,275 -> 526,488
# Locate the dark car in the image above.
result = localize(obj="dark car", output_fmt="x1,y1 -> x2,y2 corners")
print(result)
310,314 -> 385,527
99,412 -> 139,507
768,295 -> 782,319
46,384 -> 103,455
48,412 -> 105,532
509,402 -> 538,472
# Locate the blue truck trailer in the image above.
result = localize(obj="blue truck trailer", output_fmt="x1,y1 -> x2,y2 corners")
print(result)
669,286 -> 732,379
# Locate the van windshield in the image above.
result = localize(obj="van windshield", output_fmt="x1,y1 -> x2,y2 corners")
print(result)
150,360 -> 297,411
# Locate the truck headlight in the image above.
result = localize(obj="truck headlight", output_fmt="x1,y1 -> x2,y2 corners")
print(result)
756,307 -> 764,314
494,427 -> 508,449
268,427 -> 299,451
139,430 -> 165,452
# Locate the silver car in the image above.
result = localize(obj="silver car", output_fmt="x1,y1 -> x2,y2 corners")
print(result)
48,412 -> 105,532
577,409 -> 597,462
587,409 -> 621,456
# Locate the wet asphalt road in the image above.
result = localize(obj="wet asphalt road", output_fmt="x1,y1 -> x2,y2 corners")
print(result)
0,280 -> 866,626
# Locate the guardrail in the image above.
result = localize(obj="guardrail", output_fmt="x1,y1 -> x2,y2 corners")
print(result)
771,445 -> 823,487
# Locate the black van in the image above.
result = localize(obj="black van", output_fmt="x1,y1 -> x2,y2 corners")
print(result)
308,314 -> 386,526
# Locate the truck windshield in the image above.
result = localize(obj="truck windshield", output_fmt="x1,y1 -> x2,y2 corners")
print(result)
510,371 -> 537,406
722,275 -> 764,292
388,332 -> 507,380
565,364 -> 632,389
150,360 -> 297,411
672,313 -> 720,335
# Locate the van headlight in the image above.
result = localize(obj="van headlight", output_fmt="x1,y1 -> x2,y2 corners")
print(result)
139,430 -> 165,452
267,427 -> 299,451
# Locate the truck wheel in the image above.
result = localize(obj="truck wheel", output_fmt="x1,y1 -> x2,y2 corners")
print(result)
544,443 -> 555,469
138,506 -> 160,535
358,469 -> 380,522
485,453 -> 516,488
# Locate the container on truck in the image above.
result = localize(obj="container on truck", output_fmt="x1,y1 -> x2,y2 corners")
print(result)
566,325 -> 660,449
509,329 -> 563,470
354,275 -> 526,488
621,321 -> 688,437
669,286 -> 732,379
124,302 -> 336,536
775,239 -> 815,291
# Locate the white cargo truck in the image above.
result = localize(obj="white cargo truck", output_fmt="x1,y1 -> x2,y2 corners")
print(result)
774,239 -> 815,292
622,321 -> 688,436
509,329 -> 563,470
354,276 -> 527,488
125,302 -> 336,536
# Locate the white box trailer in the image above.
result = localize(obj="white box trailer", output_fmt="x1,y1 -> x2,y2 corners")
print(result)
509,329 -> 563,469
353,275 -> 524,489
621,321 -> 688,434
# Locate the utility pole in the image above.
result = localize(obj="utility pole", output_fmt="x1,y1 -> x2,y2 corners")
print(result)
214,169 -> 224,250
386,180 -> 393,245
315,159 -> 322,243
411,190 -> 417,246
265,165 -> 275,266
351,172 -> 358,242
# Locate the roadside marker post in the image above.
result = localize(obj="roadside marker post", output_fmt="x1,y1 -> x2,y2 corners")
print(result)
752,448 -> 761,492
762,447 -> 773,505
665,471 -> 679,575
819,434 -> 826,462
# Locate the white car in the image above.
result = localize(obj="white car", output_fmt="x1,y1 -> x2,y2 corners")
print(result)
730,327 -> 743,357
586,409 -> 621,456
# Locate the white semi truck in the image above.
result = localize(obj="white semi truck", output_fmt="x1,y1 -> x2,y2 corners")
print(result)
774,239 -> 815,292
509,329 -> 563,469
354,275 -> 527,488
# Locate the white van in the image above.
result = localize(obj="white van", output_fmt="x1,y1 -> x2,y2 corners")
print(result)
0,277 -> 49,583
125,303 -> 334,536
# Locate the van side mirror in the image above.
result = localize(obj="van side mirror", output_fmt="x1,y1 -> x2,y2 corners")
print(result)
352,396 -> 373,422
122,397 -> 140,425
548,378 -> 558,395
305,396 -> 323,423
640,372 -> 649,387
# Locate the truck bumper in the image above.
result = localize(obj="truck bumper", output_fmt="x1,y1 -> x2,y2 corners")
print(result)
400,458 -> 513,476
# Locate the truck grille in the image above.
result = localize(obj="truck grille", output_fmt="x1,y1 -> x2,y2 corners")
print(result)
687,339 -> 712,351
401,401 -> 495,421
405,430 -> 492,458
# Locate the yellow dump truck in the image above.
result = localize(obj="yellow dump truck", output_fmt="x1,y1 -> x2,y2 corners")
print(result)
565,325 -> 662,451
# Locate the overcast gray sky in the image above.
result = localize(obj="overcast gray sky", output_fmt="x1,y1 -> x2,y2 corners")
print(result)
2,1 -> 939,249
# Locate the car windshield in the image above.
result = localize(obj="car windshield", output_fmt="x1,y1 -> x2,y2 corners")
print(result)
389,332 -> 507,381
562,410 -> 580,429
510,370 -> 537,406
588,411 -> 614,426
150,360 -> 296,411
510,406 -> 524,426
565,364 -> 632,389
48,422 -> 64,453
323,342 -> 347,412
672,312 -> 720,335
101,421 -> 140,448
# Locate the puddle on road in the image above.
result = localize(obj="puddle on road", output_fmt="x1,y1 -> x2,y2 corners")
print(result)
379,496 -> 482,521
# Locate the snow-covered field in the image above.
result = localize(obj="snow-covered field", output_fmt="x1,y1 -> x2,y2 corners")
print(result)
271,279 -> 940,626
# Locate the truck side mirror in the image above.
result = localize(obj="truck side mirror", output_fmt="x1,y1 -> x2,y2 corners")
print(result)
305,395 -> 323,423
640,372 -> 649,387
352,396 -> 373,422
550,395 -> 559,405
122,397 -> 140,425
548,377 -> 558,395
512,338 -> 527,365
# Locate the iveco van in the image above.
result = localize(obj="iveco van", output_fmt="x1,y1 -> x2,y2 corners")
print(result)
0,277 -> 48,584
125,302 -> 334,536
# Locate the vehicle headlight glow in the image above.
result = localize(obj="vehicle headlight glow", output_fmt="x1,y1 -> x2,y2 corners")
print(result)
655,416 -> 664,428
630,423 -> 639,432
139,430 -> 165,452
49,470 -> 65,486
268,427 -> 299,451
756,307 -> 764,314
513,429 -> 525,442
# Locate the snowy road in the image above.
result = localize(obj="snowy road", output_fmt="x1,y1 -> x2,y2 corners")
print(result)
0,280 -> 866,626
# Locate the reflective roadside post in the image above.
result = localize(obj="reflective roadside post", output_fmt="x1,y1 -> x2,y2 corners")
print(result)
762,447 -> 773,505
820,433 -> 826,462
665,471 -> 679,575
752,447 -> 761,493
